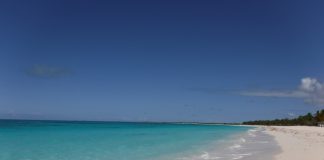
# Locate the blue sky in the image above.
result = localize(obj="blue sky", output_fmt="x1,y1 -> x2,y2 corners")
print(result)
0,0 -> 323,122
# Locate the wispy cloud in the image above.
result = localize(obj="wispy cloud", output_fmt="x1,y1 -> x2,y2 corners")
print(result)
239,90 -> 307,98
240,77 -> 324,106
26,64 -> 72,78
187,87 -> 234,94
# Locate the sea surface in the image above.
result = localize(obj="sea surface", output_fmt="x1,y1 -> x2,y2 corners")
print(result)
0,120 -> 278,160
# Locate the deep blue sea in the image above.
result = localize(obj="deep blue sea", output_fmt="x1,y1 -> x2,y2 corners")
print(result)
0,120 -> 275,160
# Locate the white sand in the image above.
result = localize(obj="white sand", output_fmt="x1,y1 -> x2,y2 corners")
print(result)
265,126 -> 324,160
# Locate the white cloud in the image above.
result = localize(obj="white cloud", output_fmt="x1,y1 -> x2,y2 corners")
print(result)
299,77 -> 323,92
240,77 -> 324,106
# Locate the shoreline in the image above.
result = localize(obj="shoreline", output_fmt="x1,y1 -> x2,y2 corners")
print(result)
263,126 -> 324,160
180,126 -> 279,160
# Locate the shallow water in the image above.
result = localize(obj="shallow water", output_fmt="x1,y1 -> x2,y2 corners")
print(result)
0,120 -> 277,160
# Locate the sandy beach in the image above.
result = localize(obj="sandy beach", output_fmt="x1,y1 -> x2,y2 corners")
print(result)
265,126 -> 324,160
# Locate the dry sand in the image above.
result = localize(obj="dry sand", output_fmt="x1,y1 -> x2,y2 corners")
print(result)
265,126 -> 324,160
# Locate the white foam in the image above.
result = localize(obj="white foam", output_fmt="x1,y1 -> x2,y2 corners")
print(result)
199,151 -> 224,160
200,151 -> 209,159
232,155 -> 243,160
231,153 -> 252,159
249,129 -> 258,132
229,144 -> 242,150
248,131 -> 256,137
240,138 -> 246,143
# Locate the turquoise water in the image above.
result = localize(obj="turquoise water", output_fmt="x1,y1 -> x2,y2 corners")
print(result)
0,120 -> 250,160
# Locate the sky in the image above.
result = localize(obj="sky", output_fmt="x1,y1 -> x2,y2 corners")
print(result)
0,0 -> 323,122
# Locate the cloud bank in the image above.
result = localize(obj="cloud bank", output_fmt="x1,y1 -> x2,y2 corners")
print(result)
240,77 -> 324,106
26,65 -> 71,78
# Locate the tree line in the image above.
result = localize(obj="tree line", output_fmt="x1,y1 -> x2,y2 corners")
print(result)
243,109 -> 324,126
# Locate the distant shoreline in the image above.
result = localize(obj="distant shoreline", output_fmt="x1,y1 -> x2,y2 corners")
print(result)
0,118 -> 242,125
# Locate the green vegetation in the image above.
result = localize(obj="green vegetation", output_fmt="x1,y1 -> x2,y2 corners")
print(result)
243,109 -> 324,126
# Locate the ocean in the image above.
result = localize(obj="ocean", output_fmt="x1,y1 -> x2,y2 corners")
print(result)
0,120 -> 278,160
